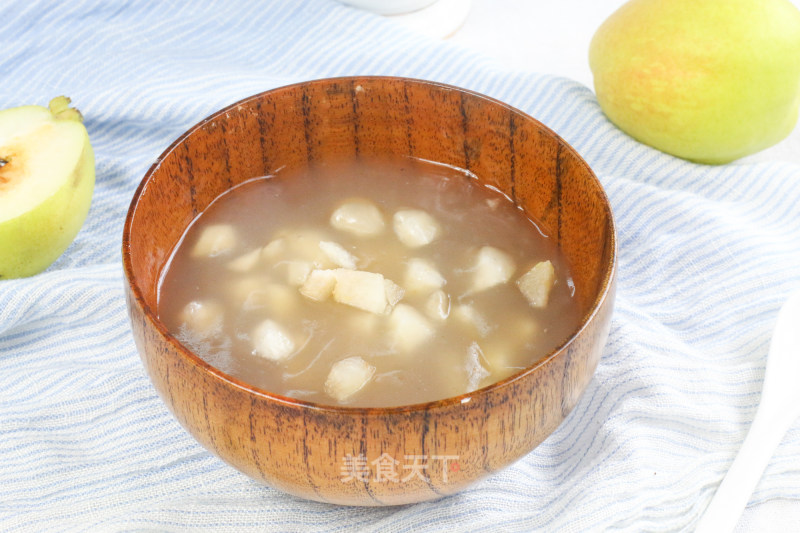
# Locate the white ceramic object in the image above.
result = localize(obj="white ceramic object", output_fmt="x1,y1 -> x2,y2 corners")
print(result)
341,0 -> 472,39
388,0 -> 471,38
338,0 -> 438,15
695,289 -> 800,533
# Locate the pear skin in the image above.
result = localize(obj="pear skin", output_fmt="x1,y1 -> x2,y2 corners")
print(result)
590,0 -> 800,164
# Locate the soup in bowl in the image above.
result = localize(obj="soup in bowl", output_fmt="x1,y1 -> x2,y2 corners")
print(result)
122,76 -> 616,506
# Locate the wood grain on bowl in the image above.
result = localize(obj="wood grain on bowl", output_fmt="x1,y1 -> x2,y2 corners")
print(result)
123,76 -> 616,505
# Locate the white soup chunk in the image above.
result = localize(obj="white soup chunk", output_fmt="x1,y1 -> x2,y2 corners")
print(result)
179,300 -> 224,336
465,342 -> 491,392
471,245 -> 516,292
404,258 -> 446,293
332,269 -> 403,315
389,303 -> 434,352
191,224 -> 237,257
299,269 -> 338,302
330,199 -> 385,236
240,283 -> 298,315
252,319 -> 296,361
319,240 -> 358,269
425,290 -> 451,321
261,238 -> 286,259
226,248 -> 262,272
279,229 -> 328,264
325,356 -> 376,402
384,278 -> 405,308
517,260 -> 556,308
285,260 -> 314,286
393,209 -> 441,248
453,304 -> 492,337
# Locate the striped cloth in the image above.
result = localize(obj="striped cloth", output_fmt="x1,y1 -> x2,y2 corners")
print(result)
2,1 -> 799,531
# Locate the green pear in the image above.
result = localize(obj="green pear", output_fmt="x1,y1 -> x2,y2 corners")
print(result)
0,97 -> 95,279
589,0 -> 800,164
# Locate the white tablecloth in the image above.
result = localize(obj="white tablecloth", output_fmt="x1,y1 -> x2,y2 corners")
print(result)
1,1 -> 799,531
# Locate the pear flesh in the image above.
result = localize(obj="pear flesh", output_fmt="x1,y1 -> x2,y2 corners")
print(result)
0,97 -> 95,278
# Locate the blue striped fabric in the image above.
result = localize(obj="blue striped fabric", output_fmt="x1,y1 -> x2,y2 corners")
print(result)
1,1 -> 799,531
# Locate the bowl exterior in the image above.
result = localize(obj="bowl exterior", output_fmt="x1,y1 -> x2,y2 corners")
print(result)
125,280 -> 613,505
123,76 -> 616,506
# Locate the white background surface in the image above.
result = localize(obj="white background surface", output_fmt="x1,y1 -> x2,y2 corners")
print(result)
390,0 -> 800,530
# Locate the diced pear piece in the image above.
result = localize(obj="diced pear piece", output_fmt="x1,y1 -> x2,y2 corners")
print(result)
262,238 -> 286,260
480,341 -> 514,372
243,283 -> 298,314
384,278 -> 405,308
425,290 -> 450,321
471,246 -> 516,292
179,300 -> 224,335
466,342 -> 491,392
393,209 -> 441,248
278,229 -> 329,265
252,319 -> 295,361
517,260 -> 556,308
453,304 -> 492,337
319,240 -> 358,269
285,260 -> 314,286
230,274 -> 269,300
229,275 -> 299,314
389,303 -> 434,352
513,316 -> 540,343
299,269 -> 337,302
226,248 -> 262,272
324,356 -> 376,402
404,258 -> 446,293
332,269 -> 386,314
266,285 -> 297,312
480,339 -> 527,377
330,199 -> 385,237
332,269 -> 402,314
191,224 -> 237,257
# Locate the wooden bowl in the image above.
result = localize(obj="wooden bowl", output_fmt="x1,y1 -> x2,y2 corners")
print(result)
122,76 -> 616,506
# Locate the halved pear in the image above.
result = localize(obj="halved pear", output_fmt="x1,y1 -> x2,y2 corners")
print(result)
0,96 -> 94,279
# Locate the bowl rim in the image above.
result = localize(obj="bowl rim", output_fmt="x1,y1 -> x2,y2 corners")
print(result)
122,75 -> 617,416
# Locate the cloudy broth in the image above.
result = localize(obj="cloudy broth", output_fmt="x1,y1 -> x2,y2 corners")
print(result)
157,157 -> 580,407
